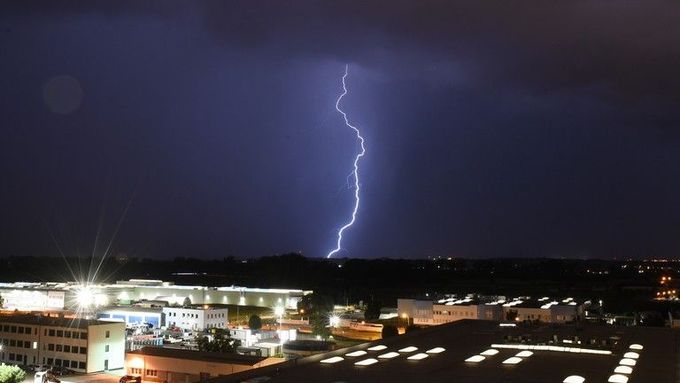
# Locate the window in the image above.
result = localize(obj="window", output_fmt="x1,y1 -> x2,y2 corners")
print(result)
55,359 -> 62,367
9,353 -> 14,361
44,329 -> 47,336
80,347 -> 87,354
105,345 -> 109,352
64,345 -> 71,353
65,331 -> 71,338
9,340 -> 16,347
24,341 -> 30,348
18,327 -> 24,334
63,360 -> 70,368
130,368 -> 142,375
48,344 -> 55,351
105,330 -> 110,338
56,330 -> 63,337
80,332 -> 88,340
56,345 -> 63,352
71,347 -> 78,354
2,325 -> 8,332
47,358 -> 54,365
10,326 -> 17,333
49,329 -> 55,336
70,361 -> 78,368
78,362 -> 86,370
146,370 -> 157,377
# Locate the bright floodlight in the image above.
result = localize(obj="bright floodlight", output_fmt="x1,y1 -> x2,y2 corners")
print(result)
378,352 -> 400,359
329,315 -> 340,327
355,358 -> 379,366
608,374 -> 629,383
614,366 -> 633,374
399,346 -> 418,353
480,349 -> 499,356
563,376 -> 585,383
426,347 -> 445,354
274,306 -> 284,317
629,344 -> 643,350
516,351 -> 533,357
407,353 -> 429,360
346,350 -> 367,357
465,355 -> 485,363
368,345 -> 387,351
619,358 -> 636,366
502,357 -> 523,365
320,356 -> 343,364
622,352 -> 639,359
76,285 -> 95,307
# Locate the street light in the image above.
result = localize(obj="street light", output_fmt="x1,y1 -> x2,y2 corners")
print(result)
329,315 -> 340,328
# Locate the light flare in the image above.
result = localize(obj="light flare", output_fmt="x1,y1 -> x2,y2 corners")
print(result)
327,64 -> 366,258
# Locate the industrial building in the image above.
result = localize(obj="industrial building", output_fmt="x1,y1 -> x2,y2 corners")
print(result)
398,296 -> 584,325
97,306 -> 165,329
0,314 -> 125,373
125,346 -> 284,382
163,305 -> 228,331
0,280 -> 310,312
208,319 -> 678,383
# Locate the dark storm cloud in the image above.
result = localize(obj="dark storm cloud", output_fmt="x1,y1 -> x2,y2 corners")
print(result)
192,1 -> 680,100
2,1 -> 680,260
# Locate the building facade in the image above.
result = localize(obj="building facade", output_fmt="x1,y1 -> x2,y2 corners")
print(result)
163,306 -> 228,331
0,315 -> 125,373
398,297 -> 582,326
125,347 -> 283,383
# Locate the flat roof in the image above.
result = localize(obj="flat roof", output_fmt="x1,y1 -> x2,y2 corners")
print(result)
210,320 -> 678,383
0,281 -> 308,295
0,314 -> 120,329
128,346 -> 267,366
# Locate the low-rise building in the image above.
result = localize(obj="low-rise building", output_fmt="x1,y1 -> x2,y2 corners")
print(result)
125,346 -> 283,382
0,314 -> 125,373
97,307 -> 165,329
163,305 -> 228,331
398,296 -> 583,325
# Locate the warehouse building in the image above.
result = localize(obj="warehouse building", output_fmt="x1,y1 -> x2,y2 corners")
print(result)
398,296 -> 584,325
209,319 -> 677,383
125,346 -> 284,382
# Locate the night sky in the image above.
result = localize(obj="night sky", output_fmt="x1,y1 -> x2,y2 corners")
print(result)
2,1 -> 680,259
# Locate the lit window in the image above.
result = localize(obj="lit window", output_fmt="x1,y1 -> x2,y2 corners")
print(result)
367,345 -> 387,351
502,357 -> 523,365
407,353 -> 429,360
378,352 -> 400,359
607,375 -> 628,383
622,352 -> 639,359
320,356 -> 343,364
399,346 -> 418,353
516,351 -> 533,357
354,358 -> 379,366
619,358 -> 636,366
426,347 -> 445,354
629,344 -> 643,350
563,376 -> 585,383
480,349 -> 499,356
465,355 -> 485,363
345,350 -> 367,357
614,366 -> 633,374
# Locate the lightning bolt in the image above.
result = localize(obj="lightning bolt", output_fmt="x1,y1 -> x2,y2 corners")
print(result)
327,64 -> 366,259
